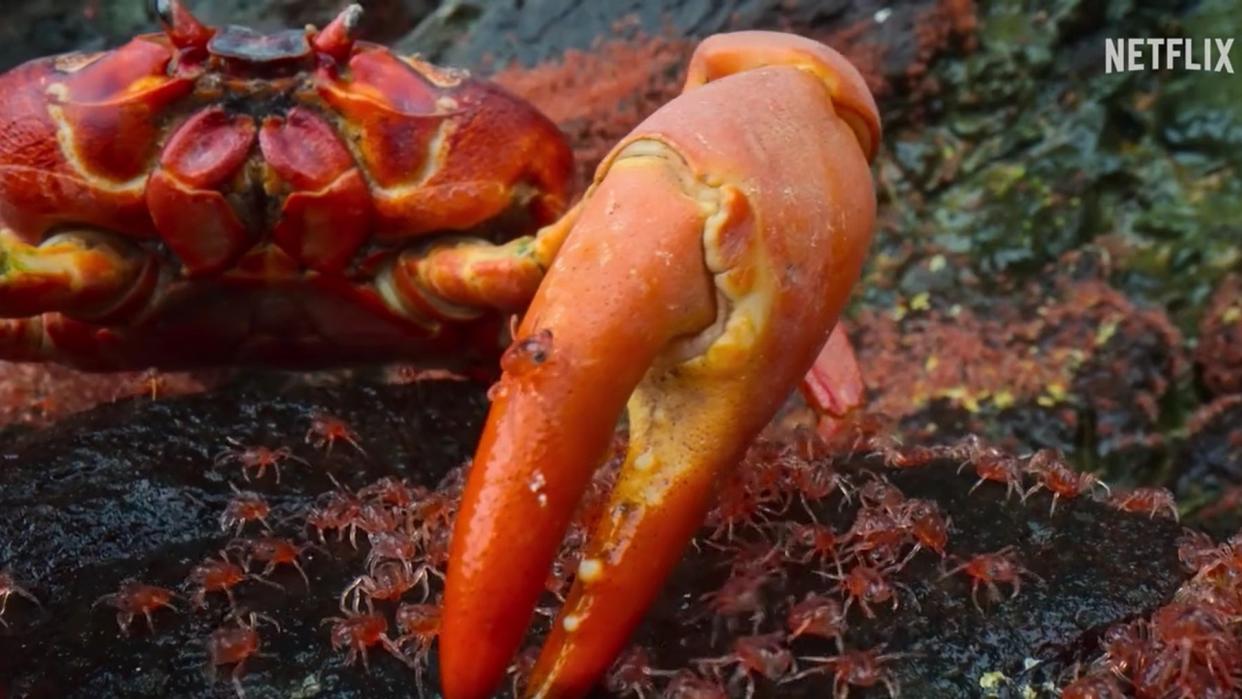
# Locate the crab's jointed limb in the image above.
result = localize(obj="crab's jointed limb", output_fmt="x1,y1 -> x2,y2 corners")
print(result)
441,31 -> 881,699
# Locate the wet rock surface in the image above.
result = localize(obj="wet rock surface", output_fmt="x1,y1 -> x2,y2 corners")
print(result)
0,379 -> 1189,697
0,377 -> 487,698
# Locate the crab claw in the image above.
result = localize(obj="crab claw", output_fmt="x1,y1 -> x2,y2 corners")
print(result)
441,31 -> 880,699
0,230 -> 155,320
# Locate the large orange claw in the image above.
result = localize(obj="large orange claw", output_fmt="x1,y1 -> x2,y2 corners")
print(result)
441,31 -> 880,699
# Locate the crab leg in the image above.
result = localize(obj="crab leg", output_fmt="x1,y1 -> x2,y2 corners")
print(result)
801,324 -> 868,438
441,31 -> 880,699
383,203 -> 582,320
0,230 -> 155,320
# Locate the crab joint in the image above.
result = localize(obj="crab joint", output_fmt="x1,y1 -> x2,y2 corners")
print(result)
0,230 -> 156,321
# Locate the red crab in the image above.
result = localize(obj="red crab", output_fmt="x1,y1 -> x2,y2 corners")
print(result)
941,546 -> 1042,613
92,578 -> 179,635
230,536 -> 317,587
219,485 -> 273,536
324,609 -> 409,672
188,550 -> 281,608
785,592 -> 848,643
207,612 -> 280,699
0,4 -> 881,695
305,412 -> 365,455
215,440 -> 306,484
788,646 -> 907,699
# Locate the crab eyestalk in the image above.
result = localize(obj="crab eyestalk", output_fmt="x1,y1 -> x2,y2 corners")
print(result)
441,31 -> 880,699
312,4 -> 365,60
152,0 -> 214,50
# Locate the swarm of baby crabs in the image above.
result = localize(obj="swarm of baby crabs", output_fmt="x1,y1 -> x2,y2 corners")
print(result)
1056,529 -> 1242,698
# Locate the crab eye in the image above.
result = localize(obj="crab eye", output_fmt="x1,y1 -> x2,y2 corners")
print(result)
151,0 -> 174,28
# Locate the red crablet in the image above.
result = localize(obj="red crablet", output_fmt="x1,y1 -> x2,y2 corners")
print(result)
662,671 -> 730,699
323,609 -> 411,672
820,562 -> 915,619
940,545 -> 1042,613
219,484 -> 273,536
92,578 -> 179,635
1108,487 -> 1179,520
785,645 -> 909,699
229,536 -> 319,587
340,561 -> 431,613
696,632 -> 795,699
395,601 -> 442,661
958,449 -> 1027,501
187,551 -> 283,609
701,568 -> 771,634
1023,449 -> 1109,515
207,611 -> 280,699
214,438 -> 307,484
305,412 -> 366,455
785,592 -> 848,644
604,646 -> 670,698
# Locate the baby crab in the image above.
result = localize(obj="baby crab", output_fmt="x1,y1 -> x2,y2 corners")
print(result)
358,476 -> 419,509
92,578 -> 179,635
701,568 -> 771,633
305,412 -> 366,455
395,602 -> 444,693
941,546 -> 1042,613
821,563 -> 914,619
229,537 -> 318,587
0,570 -> 41,627
324,609 -> 410,672
1024,449 -> 1109,515
214,438 -> 307,483
785,522 -> 845,567
207,611 -> 280,699
364,530 -> 422,574
188,551 -> 282,609
697,632 -> 795,699
219,485 -> 273,536
899,499 -> 951,564
340,560 -> 431,613
786,645 -> 908,699
396,602 -> 442,660
785,592 -> 847,644
605,646 -> 668,699
957,449 -> 1025,501
663,671 -> 730,699
1108,487 -> 1179,521
306,480 -> 364,547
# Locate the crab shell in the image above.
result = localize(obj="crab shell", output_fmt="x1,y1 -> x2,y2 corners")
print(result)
0,3 -> 572,369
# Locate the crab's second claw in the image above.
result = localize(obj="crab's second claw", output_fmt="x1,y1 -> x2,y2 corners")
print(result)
0,230 -> 155,321
442,30 -> 879,699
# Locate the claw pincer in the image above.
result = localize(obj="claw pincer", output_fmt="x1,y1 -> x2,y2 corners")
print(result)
442,31 -> 881,699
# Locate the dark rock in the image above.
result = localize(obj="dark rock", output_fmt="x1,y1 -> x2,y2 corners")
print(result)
0,378 -> 1188,698
0,377 -> 487,698
404,0 -> 944,85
